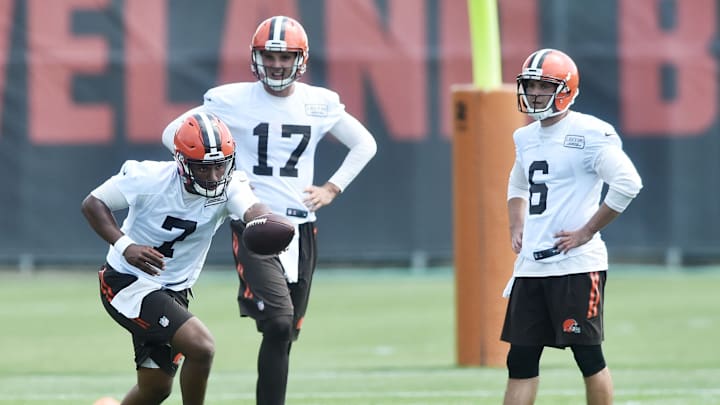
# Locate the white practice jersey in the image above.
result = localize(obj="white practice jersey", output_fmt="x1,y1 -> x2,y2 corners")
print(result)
169,81 -> 345,225
508,111 -> 641,277
104,160 -> 258,290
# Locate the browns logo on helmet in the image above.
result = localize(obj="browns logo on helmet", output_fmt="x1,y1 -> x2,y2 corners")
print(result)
250,16 -> 309,92
174,112 -> 235,198
516,48 -> 580,121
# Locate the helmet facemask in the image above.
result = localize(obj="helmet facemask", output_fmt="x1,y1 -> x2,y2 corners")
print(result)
173,112 -> 236,198
516,49 -> 580,121
517,75 -> 577,121
251,49 -> 306,92
176,152 -> 235,198
250,16 -> 309,92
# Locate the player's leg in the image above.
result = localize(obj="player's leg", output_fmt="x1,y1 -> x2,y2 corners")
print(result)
572,345 -> 613,405
585,367 -> 613,405
255,315 -> 293,405
254,222 -> 317,404
500,277 -> 554,404
231,219 -> 294,320
552,271 -> 611,404
503,344 -> 543,405
121,368 -> 173,404
98,269 -> 193,404
171,317 -> 215,405
134,289 -> 213,405
287,222 -> 318,340
231,220 -> 295,405
99,268 -> 172,403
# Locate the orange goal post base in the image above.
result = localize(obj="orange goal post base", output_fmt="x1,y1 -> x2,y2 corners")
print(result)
451,84 -> 525,366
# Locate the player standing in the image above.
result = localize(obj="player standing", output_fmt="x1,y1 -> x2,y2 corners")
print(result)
83,113 -> 273,404
501,48 -> 643,404
162,16 -> 377,405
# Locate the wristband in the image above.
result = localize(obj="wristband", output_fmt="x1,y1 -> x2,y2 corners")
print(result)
113,235 -> 135,255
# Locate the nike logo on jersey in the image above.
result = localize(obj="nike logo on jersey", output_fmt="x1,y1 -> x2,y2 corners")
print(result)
563,135 -> 585,149
604,132 -> 616,137
305,103 -> 328,117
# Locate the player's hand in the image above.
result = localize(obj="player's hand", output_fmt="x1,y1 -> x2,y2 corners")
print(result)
123,244 -> 165,276
303,182 -> 340,212
553,228 -> 594,254
510,229 -> 523,254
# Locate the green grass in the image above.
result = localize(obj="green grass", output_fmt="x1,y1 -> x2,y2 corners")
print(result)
1,265 -> 720,404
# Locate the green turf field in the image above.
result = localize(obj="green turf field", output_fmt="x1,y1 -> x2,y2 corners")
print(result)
1,265 -> 719,404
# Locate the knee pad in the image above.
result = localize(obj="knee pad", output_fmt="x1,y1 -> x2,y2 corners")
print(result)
571,345 -> 606,377
506,345 -> 543,379
258,315 -> 294,341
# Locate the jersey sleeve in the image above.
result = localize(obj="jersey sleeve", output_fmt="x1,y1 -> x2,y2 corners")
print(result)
202,84 -> 247,118
507,160 -> 528,200
321,87 -> 346,126
326,112 -> 377,191
90,177 -> 129,211
581,120 -> 623,172
225,171 -> 261,220
594,140 -> 643,212
507,129 -> 528,200
111,160 -> 169,205
582,122 -> 643,212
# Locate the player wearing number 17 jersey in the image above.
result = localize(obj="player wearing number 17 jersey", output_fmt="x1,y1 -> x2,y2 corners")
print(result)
500,49 -> 642,405
162,16 -> 377,405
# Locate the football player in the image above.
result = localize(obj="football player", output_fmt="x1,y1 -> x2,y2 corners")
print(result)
161,16 -> 377,405
82,112 -> 273,405
501,48 -> 643,405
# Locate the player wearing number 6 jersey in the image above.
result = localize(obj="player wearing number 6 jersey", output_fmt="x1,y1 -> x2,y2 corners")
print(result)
500,49 -> 642,405
161,16 -> 376,405
82,112 -> 273,404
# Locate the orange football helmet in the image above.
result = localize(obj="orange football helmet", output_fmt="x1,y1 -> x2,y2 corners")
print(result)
250,16 -> 309,91
174,112 -> 235,198
517,48 -> 579,121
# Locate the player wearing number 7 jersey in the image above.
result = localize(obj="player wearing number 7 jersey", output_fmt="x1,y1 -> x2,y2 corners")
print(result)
82,112 -> 274,404
161,16 -> 376,405
500,49 -> 642,405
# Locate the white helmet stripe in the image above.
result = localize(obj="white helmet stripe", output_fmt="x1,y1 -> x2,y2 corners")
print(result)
196,113 -> 219,153
271,16 -> 285,41
527,48 -> 552,70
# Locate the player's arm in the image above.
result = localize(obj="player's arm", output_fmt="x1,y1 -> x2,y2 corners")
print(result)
507,160 -> 528,254
326,112 -> 377,191
81,192 -> 125,249
225,173 -> 272,222
81,178 -> 165,275
554,144 -> 643,253
596,146 -> 643,213
304,112 -> 377,211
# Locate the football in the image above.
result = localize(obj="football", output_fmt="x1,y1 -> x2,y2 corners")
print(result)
242,213 -> 295,255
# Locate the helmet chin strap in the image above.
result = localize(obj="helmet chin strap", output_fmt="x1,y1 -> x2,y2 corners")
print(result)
192,182 -> 226,198
523,86 -> 578,121
253,51 -> 304,91
520,92 -> 557,121
528,108 -> 562,121
177,155 -> 233,198
263,72 -> 296,91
